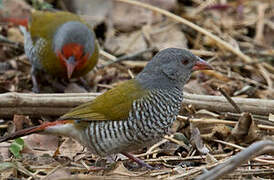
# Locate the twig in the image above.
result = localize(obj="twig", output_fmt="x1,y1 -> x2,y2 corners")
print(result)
177,115 -> 274,131
0,34 -> 21,46
258,64 -> 273,90
213,139 -> 274,164
98,47 -> 155,68
191,0 -> 217,16
0,92 -> 273,117
254,3 -> 268,44
145,153 -> 233,163
164,135 -> 191,152
218,87 -> 242,113
196,140 -> 274,180
115,0 -> 253,63
99,49 -> 117,62
41,164 -> 64,180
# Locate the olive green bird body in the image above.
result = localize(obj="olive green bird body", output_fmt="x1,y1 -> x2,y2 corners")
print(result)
20,11 -> 99,92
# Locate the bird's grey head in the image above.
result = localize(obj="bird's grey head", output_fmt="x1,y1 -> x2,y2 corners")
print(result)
53,21 -> 95,55
136,48 -> 212,90
52,21 -> 96,79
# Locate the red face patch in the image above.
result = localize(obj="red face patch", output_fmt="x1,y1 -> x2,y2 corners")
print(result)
57,43 -> 89,71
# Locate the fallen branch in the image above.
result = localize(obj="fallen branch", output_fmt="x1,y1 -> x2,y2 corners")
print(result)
196,140 -> 274,180
0,92 -> 273,117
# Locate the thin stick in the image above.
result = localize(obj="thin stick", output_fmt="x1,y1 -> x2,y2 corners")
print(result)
99,49 -> 117,62
218,87 -> 242,113
178,115 -> 274,131
115,0 -> 253,63
98,47 -> 155,68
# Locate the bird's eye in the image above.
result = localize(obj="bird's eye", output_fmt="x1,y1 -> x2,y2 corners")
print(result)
182,59 -> 189,65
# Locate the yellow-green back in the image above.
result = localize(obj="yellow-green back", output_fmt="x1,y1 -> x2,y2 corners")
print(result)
61,79 -> 148,121
29,11 -> 86,43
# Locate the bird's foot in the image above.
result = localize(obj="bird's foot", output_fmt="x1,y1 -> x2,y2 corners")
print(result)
32,86 -> 40,93
122,152 -> 158,170
31,79 -> 40,93
31,68 -> 40,93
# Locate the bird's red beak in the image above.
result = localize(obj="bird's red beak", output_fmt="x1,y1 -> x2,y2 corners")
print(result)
192,57 -> 213,71
65,56 -> 76,79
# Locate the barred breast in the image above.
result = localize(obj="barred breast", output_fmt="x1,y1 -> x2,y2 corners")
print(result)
82,87 -> 183,156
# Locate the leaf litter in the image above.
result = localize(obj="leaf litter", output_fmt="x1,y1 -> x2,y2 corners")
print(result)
0,0 -> 273,179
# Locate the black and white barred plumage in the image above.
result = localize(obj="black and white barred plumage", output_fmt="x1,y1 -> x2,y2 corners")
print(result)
82,87 -> 182,156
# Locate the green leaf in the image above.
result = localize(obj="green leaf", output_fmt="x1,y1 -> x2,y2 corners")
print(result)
9,138 -> 24,158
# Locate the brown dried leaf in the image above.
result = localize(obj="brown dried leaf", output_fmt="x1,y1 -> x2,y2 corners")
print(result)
0,0 -> 31,19
0,142 -> 11,161
43,167 -> 70,180
105,23 -> 187,55
231,112 -> 261,144
104,30 -> 147,55
59,137 -> 84,160
23,134 -> 59,154
7,27 -> 24,43
107,161 -> 148,177
64,0 -> 112,26
201,124 -> 231,141
111,0 -> 176,32
190,124 -> 209,154
149,24 -> 188,50
13,114 -> 31,131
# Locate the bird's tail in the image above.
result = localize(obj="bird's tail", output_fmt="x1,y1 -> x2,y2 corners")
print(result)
0,120 -> 72,143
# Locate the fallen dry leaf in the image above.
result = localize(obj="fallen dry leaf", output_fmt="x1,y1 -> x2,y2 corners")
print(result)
231,112 -> 261,144
23,134 -> 59,155
0,0 -> 31,20
43,167 -> 71,180
190,123 -> 209,154
7,27 -> 24,43
13,114 -> 31,131
107,161 -> 149,177
201,124 -> 231,141
59,137 -> 84,160
0,142 -> 11,161
111,0 -> 176,32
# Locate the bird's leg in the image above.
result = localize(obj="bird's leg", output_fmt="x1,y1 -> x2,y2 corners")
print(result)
31,67 -> 40,93
51,79 -> 66,92
122,152 -> 155,170
78,77 -> 91,91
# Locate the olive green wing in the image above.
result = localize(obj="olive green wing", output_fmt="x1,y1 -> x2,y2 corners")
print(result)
60,79 -> 148,121
29,11 -> 85,41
